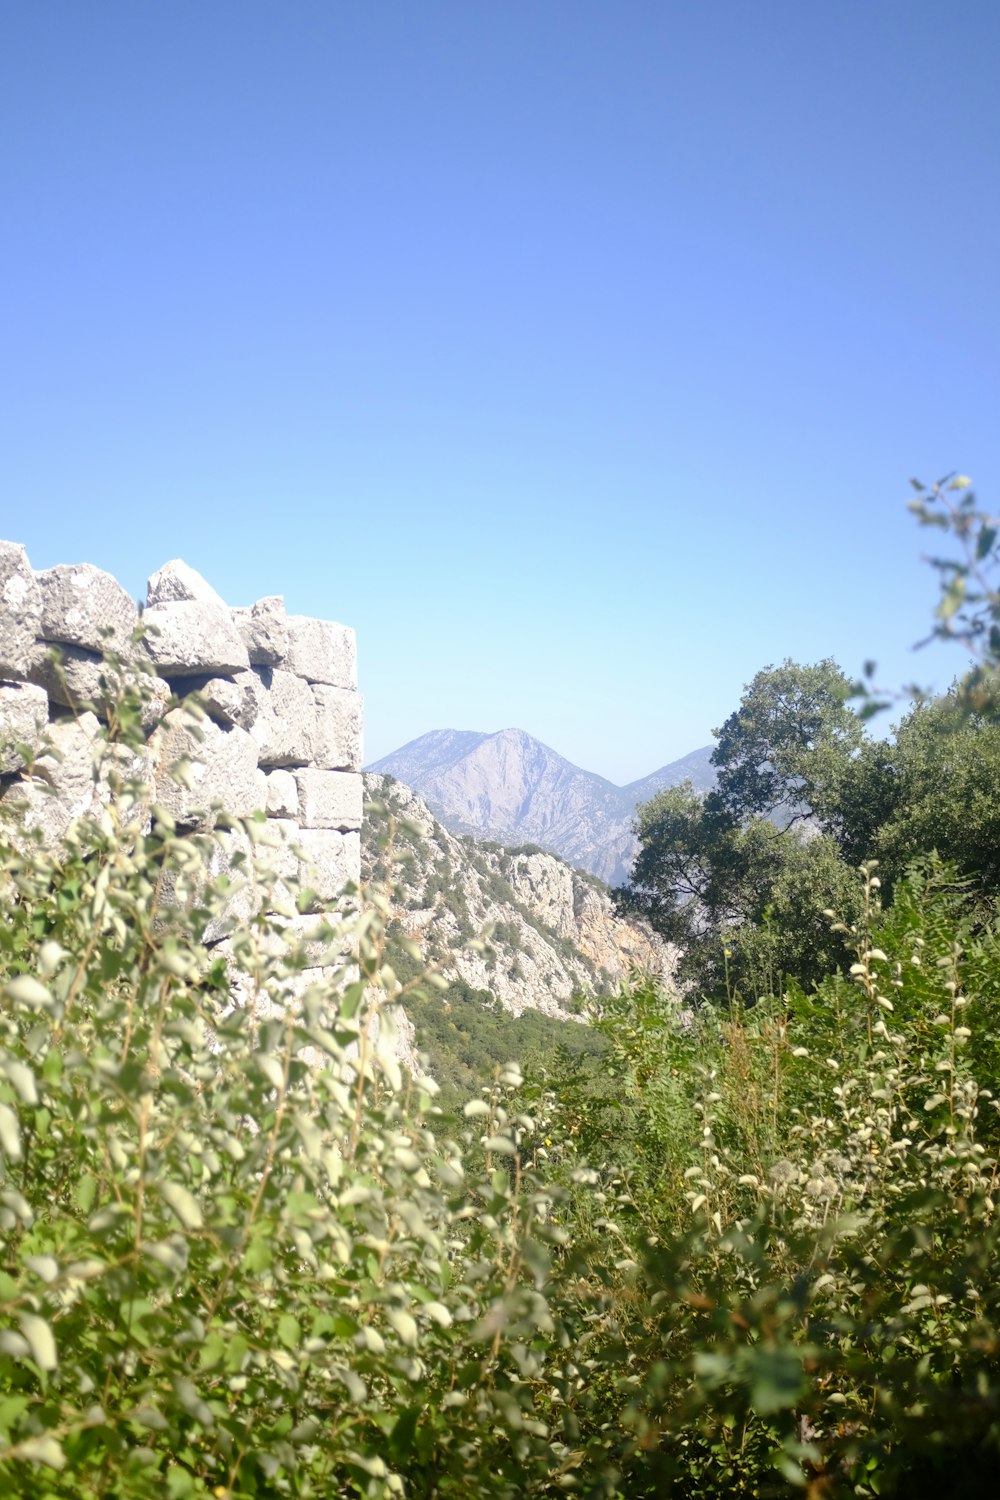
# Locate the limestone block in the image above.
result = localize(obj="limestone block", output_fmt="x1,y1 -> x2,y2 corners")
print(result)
27,643 -> 110,715
0,542 -> 43,678
252,817 -> 302,887
0,680 -> 48,774
231,596 -> 288,667
284,615 -> 357,689
295,828 -> 361,900
311,683 -> 363,770
141,600 -> 250,677
0,713 -> 152,846
152,708 -> 262,828
199,826 -> 259,945
36,563 -> 138,655
147,559 -> 227,608
170,671 -> 259,731
248,668 -> 315,767
293,768 -> 363,831
265,769 -> 298,818
138,674 -> 172,734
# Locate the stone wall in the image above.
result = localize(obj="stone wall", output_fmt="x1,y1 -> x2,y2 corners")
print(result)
0,541 -> 363,911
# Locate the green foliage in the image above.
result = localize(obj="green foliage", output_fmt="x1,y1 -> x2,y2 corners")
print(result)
5,481 -> 1000,1497
619,557 -> 1000,1001
545,861 -> 1000,1495
0,694 -> 608,1499
712,657 -> 864,830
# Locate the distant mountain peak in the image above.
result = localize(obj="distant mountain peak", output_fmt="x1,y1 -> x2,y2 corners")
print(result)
368,728 -> 715,886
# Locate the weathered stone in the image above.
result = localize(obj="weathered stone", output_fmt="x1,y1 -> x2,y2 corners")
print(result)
137,673 -> 172,734
36,563 -> 138,655
311,683 -> 363,770
295,828 -> 361,900
232,596 -> 288,667
0,542 -> 43,678
169,671 -> 259,731
199,826 -> 259,944
141,600 -> 250,677
0,713 -> 152,846
0,680 -> 48,774
147,559 -> 227,608
284,615 -> 357,688
27,642 -> 110,715
265,769 -> 298,818
151,708 -> 262,828
294,768 -> 363,831
248,668 -> 315,767
251,817 -> 302,891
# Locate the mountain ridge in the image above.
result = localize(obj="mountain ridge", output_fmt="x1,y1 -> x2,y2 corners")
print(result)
368,728 -> 715,886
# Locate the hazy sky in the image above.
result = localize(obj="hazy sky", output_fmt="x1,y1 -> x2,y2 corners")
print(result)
4,2 -> 998,781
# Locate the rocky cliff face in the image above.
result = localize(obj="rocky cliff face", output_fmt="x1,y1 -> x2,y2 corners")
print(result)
364,774 -> 676,1020
368,728 -> 715,886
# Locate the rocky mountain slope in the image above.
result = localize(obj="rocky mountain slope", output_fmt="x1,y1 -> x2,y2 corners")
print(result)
368,729 -> 715,886
363,773 -> 676,1020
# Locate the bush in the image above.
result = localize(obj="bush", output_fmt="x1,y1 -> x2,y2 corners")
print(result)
0,692 -> 603,1499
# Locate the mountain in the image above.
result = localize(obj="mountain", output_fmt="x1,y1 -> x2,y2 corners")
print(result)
363,774 -> 676,1022
367,729 -> 715,886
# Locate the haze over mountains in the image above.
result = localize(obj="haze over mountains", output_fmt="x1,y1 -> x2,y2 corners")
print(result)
368,728 -> 715,886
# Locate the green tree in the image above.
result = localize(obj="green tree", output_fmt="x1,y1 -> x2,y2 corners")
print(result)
712,656 -> 864,833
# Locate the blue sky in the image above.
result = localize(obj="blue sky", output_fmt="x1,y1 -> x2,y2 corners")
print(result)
3,1 -> 997,782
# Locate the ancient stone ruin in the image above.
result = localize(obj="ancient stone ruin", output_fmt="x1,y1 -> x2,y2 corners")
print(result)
0,540 -> 363,921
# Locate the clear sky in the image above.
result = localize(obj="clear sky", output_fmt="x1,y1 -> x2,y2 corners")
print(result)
3,1 -> 998,782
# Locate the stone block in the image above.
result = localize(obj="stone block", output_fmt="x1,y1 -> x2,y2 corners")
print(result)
293,768 -> 363,831
0,713 -> 153,846
231,596 -> 288,667
265,769 -> 298,818
27,642 -> 110,715
0,680 -> 48,774
36,563 -> 138,655
0,542 -> 42,678
147,559 -> 227,608
284,615 -> 357,688
170,670 -> 259,731
295,828 -> 361,900
311,683 -> 363,770
248,668 -> 315,767
151,708 -> 262,829
141,600 -> 250,677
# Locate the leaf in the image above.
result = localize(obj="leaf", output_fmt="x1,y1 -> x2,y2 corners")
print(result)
25,1255 -> 59,1284
385,1306 -> 418,1347
255,1053 -> 285,1091
277,1313 -> 301,1350
747,1344 -> 807,1414
482,1136 -> 517,1157
16,1434 -> 65,1469
2,976 -> 52,1009
420,1301 -> 453,1328
19,1313 -> 58,1371
0,1103 -> 22,1161
0,1059 -> 38,1105
160,1181 -> 203,1230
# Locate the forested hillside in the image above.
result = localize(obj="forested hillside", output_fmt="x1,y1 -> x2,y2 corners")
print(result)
1,479 -> 1000,1497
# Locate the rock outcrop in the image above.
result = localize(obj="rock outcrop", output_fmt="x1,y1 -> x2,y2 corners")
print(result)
364,774 -> 676,1020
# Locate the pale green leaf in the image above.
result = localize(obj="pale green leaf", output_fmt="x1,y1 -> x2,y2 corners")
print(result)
160,1181 -> 203,1230
19,1313 -> 58,1371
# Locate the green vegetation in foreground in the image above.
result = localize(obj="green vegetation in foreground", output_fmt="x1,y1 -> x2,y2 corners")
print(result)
0,477 -> 999,1496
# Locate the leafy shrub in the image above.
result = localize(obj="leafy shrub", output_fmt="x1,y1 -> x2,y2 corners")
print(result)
0,692 -> 602,1499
